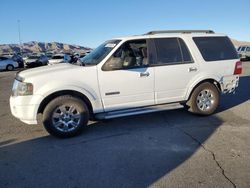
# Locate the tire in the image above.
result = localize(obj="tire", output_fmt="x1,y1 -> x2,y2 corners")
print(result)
42,95 -> 89,138
6,65 -> 14,71
186,82 -> 220,115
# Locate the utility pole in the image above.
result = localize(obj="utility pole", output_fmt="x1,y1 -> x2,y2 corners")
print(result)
17,20 -> 22,55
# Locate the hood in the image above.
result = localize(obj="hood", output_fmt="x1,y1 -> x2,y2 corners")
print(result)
18,63 -> 80,81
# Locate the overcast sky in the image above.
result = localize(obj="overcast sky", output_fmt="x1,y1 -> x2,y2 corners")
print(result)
0,0 -> 249,47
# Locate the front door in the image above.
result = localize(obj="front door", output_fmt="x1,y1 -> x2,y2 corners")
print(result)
97,39 -> 155,112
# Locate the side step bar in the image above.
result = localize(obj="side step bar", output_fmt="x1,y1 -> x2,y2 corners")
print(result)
95,103 -> 184,120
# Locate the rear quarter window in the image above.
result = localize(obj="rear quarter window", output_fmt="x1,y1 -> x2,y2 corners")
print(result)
193,36 -> 238,61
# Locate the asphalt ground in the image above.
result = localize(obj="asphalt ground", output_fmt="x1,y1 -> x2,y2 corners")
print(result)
0,62 -> 250,188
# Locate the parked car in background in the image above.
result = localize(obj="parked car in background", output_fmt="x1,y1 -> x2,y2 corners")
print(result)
45,52 -> 54,59
0,56 -> 19,71
237,45 -> 250,60
25,54 -> 48,68
10,30 -> 241,138
48,54 -> 71,65
12,54 -> 24,68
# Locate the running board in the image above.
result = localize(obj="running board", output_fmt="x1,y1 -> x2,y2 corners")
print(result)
95,103 -> 184,120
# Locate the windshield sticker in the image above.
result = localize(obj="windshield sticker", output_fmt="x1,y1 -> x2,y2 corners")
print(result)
105,43 -> 116,48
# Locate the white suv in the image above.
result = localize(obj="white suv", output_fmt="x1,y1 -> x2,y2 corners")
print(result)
10,30 -> 242,138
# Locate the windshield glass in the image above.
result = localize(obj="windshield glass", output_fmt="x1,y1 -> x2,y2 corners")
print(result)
81,40 -> 121,65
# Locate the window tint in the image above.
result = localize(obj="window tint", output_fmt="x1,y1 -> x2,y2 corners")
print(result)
193,37 -> 238,61
179,38 -> 192,62
246,47 -> 250,51
102,40 -> 148,71
154,38 -> 182,64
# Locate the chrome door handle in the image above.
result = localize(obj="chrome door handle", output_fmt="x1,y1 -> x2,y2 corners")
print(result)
140,72 -> 150,77
189,67 -> 198,72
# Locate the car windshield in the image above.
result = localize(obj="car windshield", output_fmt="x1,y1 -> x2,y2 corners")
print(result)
81,40 -> 121,65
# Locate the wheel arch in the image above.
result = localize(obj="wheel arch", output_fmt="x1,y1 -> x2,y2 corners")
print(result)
185,78 -> 221,101
6,64 -> 14,69
37,90 -> 94,117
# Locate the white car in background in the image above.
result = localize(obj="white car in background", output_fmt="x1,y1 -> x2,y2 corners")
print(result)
0,57 -> 19,71
48,54 -> 71,65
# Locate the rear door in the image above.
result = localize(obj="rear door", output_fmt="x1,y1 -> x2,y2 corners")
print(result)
151,37 -> 199,104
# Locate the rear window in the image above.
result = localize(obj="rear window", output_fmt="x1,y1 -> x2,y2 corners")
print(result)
193,37 -> 238,61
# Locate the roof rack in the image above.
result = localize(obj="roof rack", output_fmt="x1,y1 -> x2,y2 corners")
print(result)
145,30 -> 215,35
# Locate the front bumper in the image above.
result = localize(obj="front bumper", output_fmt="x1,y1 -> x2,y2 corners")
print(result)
10,95 -> 43,124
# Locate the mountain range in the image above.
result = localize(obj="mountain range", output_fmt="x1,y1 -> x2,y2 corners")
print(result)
0,41 -> 91,54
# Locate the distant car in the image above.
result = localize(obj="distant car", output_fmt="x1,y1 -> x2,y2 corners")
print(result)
12,54 -> 24,68
237,45 -> 250,60
48,54 -> 71,65
0,57 -> 19,71
45,52 -> 54,59
25,55 -> 48,68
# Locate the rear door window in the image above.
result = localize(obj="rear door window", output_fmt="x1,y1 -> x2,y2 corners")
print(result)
179,38 -> 193,62
153,38 -> 193,65
154,38 -> 182,64
193,36 -> 238,61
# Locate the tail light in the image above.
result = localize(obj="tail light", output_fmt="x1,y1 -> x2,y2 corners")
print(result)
234,61 -> 242,75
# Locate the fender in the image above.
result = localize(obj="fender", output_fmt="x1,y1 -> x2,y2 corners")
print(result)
35,83 -> 104,114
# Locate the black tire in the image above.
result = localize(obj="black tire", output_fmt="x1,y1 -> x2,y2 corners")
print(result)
6,64 -> 14,71
43,95 -> 89,138
186,82 -> 220,115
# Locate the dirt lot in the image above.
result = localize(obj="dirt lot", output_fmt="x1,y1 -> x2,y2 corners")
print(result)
0,62 -> 250,188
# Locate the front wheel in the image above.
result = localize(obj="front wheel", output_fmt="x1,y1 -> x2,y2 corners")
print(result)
43,95 -> 89,138
186,82 -> 220,115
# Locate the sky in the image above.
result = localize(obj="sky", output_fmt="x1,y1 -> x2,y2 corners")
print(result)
0,0 -> 249,48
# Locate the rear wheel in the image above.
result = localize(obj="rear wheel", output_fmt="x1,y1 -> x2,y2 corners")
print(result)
43,95 -> 89,138
6,65 -> 14,71
186,82 -> 220,115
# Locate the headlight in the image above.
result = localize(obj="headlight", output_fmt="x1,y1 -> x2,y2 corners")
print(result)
12,80 -> 33,96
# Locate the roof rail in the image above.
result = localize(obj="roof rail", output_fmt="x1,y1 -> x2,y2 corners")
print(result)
145,30 -> 215,35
